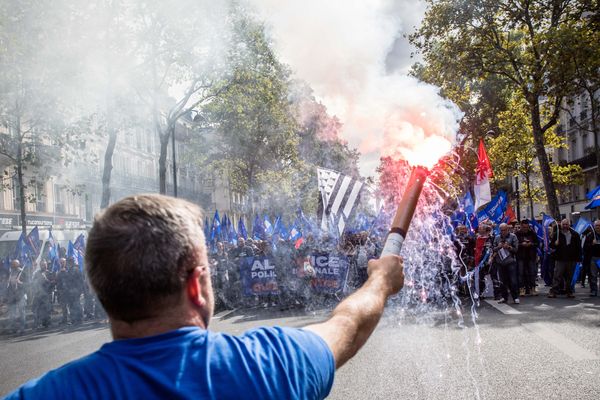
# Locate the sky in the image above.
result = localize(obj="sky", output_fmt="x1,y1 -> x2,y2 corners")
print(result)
248,0 -> 463,177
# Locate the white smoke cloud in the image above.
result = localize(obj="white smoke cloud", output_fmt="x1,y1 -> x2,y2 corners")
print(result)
247,0 -> 463,175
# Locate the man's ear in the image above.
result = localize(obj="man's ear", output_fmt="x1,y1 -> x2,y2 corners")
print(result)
186,267 -> 205,307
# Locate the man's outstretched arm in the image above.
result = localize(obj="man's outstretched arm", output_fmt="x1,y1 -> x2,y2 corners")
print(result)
304,255 -> 404,368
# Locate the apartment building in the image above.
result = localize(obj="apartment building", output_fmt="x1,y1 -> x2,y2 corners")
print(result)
0,114 -> 248,233
555,89 -> 600,220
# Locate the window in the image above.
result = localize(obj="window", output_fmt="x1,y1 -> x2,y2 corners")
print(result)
35,182 -> 46,212
12,177 -> 20,210
136,129 -> 142,150
54,184 -> 64,214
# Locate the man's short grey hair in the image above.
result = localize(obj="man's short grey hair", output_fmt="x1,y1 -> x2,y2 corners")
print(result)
85,194 -> 206,323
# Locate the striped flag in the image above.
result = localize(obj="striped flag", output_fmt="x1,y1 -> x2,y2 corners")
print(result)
317,167 -> 364,236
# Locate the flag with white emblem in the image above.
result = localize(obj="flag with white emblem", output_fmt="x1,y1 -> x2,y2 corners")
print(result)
317,167 -> 364,236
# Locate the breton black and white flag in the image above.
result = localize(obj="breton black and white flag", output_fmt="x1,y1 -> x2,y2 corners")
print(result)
317,167 -> 364,236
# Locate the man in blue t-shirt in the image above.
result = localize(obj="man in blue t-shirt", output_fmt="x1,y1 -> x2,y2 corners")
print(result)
6,194 -> 404,400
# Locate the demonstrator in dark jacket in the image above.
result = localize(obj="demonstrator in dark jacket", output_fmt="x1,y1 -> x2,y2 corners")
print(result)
548,219 -> 581,298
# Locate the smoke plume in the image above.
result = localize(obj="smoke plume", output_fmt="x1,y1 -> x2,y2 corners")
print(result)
247,0 -> 463,174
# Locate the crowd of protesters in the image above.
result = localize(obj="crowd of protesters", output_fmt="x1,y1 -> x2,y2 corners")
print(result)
2,215 -> 598,336
208,232 -> 382,312
0,248 -> 104,335
454,217 -> 599,305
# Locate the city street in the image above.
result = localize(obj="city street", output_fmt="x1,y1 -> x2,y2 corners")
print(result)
1,287 -> 599,400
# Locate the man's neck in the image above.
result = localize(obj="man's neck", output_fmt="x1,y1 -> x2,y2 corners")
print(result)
110,309 -> 207,340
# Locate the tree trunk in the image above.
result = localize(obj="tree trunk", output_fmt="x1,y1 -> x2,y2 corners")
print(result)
100,127 -> 117,209
158,131 -> 169,194
529,97 -> 560,217
170,123 -> 177,197
16,124 -> 27,235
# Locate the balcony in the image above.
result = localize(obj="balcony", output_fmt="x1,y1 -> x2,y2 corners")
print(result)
571,153 -> 598,169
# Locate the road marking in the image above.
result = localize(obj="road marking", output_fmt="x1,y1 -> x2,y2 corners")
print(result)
533,303 -> 554,311
484,299 -> 523,315
523,323 -> 599,361
213,309 -> 237,320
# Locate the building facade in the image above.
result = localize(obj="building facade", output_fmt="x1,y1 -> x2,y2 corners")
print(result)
0,114 -> 248,234
555,88 -> 600,221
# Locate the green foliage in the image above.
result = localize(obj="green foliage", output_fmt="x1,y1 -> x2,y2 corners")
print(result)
199,12 -> 359,215
0,0 -> 92,230
488,93 -> 582,205
203,14 -> 299,199
410,0 -> 594,215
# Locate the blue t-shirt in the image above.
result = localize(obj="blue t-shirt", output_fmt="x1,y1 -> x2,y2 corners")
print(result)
5,326 -> 335,400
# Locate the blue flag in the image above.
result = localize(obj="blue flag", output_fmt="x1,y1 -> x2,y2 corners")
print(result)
451,210 -> 467,228
530,219 -> 544,243
467,212 -> 478,233
228,220 -> 237,245
263,215 -> 274,236
13,232 -> 34,268
573,217 -> 592,235
586,185 -> 600,200
67,241 -> 75,259
253,215 -> 266,240
26,226 -> 41,258
210,210 -> 221,242
586,185 -> 600,210
277,220 -> 289,240
477,191 -> 507,224
219,213 -> 229,242
47,231 -> 61,272
461,192 -> 475,215
542,214 -> 556,252
289,220 -> 302,241
238,217 -> 248,240
74,234 -> 85,272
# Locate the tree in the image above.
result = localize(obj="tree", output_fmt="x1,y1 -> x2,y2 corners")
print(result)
0,0 -> 85,233
131,0 -> 229,194
488,93 -> 582,218
202,14 -> 299,212
291,82 -> 360,177
411,0 -> 591,216
76,0 -> 139,208
289,82 -> 361,214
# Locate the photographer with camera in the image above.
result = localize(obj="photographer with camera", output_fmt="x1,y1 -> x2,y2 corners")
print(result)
493,223 -> 520,304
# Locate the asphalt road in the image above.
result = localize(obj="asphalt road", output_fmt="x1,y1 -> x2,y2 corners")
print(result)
1,288 -> 599,399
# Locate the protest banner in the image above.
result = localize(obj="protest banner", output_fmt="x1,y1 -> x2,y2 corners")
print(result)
239,256 -> 279,296
309,252 -> 349,293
